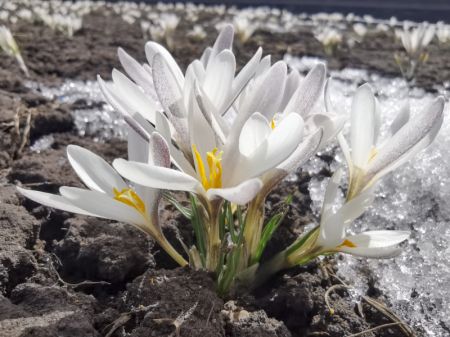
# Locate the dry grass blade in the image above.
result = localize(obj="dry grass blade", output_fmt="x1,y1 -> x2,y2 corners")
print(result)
324,284 -> 348,315
153,301 -> 198,337
325,266 -> 414,337
345,322 -> 402,337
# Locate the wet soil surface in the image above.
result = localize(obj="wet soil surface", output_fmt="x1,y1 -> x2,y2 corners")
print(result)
0,7 -> 431,337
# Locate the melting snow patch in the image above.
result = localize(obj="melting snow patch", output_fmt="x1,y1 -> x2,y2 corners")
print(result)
287,55 -> 450,337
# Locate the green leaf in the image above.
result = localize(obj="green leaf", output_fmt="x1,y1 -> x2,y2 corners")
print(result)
252,196 -> 292,264
190,195 -> 206,267
163,192 -> 192,218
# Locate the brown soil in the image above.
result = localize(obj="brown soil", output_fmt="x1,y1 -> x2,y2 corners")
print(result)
0,6 -> 431,337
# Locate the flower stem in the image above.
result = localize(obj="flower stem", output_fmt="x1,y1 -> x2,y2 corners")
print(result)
158,237 -> 188,267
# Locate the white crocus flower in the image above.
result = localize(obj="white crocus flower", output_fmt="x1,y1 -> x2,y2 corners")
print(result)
0,26 -> 29,76
314,26 -> 343,55
353,23 -> 367,38
18,132 -> 188,267
399,22 -> 435,58
232,16 -> 258,44
311,169 -> 410,259
338,84 -> 444,199
436,22 -> 450,44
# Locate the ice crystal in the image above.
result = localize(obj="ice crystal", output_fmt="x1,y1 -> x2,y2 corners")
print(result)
26,80 -> 127,141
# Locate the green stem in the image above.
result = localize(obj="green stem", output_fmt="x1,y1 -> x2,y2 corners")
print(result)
157,236 -> 188,267
243,195 -> 265,262
206,200 -> 222,271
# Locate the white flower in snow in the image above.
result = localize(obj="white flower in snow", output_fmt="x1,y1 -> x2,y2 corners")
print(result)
337,84 -> 444,199
312,170 -> 410,259
399,22 -> 435,58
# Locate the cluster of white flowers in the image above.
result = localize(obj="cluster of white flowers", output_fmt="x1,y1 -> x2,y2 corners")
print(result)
19,25 -> 444,294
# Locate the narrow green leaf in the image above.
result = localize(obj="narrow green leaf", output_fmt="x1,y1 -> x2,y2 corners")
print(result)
163,192 -> 192,218
252,196 -> 292,264
190,194 -> 206,267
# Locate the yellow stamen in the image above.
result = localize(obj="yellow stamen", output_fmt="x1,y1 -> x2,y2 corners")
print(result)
270,118 -> 276,130
192,145 -> 223,190
113,188 -> 146,215
338,239 -> 357,248
368,147 -> 378,163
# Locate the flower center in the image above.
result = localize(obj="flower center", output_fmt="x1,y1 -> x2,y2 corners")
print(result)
113,188 -> 146,215
270,118 -> 276,130
338,239 -> 357,248
192,145 -> 223,190
368,147 -> 378,163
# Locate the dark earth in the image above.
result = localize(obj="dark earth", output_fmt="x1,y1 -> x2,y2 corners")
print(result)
0,6 -> 441,337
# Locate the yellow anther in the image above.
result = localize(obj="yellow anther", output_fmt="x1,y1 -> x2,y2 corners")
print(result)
192,145 -> 223,190
270,119 -> 276,130
368,147 -> 378,163
113,188 -> 146,215
338,239 -> 357,248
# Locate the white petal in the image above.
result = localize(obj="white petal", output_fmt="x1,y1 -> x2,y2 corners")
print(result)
145,41 -> 184,87
60,187 -> 144,225
152,53 -> 185,118
128,126 -> 149,163
111,69 -> 157,123
200,47 -> 212,67
193,83 -> 228,143
259,129 -> 323,199
255,55 -> 271,77
278,128 -> 323,173
338,133 -> 352,175
367,97 -> 444,183
117,47 -> 156,98
283,63 -> 326,117
210,24 -> 234,60
239,112 -> 271,157
98,76 -> 155,138
155,111 -> 196,176
320,186 -> 375,248
67,145 -> 127,195
239,61 -> 287,120
279,69 -> 301,112
203,49 -> 236,111
324,78 -> 333,112
373,97 -> 382,144
307,114 -> 346,149
390,102 -> 410,136
17,187 -> 94,216
231,47 -> 262,101
350,84 -> 376,168
422,25 -> 435,46
339,230 -> 409,258
230,113 -> 303,184
322,169 -> 343,216
206,178 -> 262,205
149,132 -> 171,167
113,159 -> 201,193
